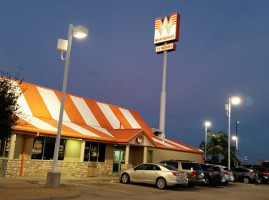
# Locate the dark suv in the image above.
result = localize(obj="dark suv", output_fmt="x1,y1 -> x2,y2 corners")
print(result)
200,164 -> 224,186
160,160 -> 205,187
232,166 -> 260,183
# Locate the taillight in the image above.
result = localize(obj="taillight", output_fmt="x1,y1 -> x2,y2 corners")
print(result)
223,171 -> 228,175
191,171 -> 196,177
250,170 -> 255,174
172,172 -> 179,176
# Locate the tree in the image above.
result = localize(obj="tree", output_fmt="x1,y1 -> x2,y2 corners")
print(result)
199,130 -> 237,166
0,71 -> 23,140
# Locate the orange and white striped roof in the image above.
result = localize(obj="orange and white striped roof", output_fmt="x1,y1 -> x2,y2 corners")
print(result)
10,79 -> 202,154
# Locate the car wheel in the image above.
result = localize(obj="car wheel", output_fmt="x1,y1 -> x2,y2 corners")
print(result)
223,181 -> 228,186
156,177 -> 166,189
120,173 -> 130,184
243,177 -> 250,183
204,178 -> 210,185
256,178 -> 262,184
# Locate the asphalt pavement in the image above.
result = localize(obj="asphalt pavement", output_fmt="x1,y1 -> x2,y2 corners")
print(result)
0,176 -> 119,200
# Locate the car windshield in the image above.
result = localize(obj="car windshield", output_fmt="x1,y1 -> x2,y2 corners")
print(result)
161,164 -> 178,171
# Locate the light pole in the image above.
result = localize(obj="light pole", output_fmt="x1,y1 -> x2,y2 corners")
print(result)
225,96 -> 241,170
204,121 -> 211,162
232,135 -> 239,167
46,24 -> 88,188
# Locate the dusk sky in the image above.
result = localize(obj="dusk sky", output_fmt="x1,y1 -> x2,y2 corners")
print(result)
0,0 -> 268,164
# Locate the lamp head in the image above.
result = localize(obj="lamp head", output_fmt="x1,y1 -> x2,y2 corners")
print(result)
231,96 -> 241,105
72,25 -> 88,39
204,121 -> 211,127
232,135 -> 238,141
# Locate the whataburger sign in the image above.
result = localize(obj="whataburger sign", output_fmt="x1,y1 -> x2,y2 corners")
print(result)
154,13 -> 180,53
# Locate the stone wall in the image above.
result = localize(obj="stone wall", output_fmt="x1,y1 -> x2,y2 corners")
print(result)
96,160 -> 114,176
0,158 -> 113,178
120,163 -> 133,171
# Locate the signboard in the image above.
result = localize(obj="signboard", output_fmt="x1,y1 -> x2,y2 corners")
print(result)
156,43 -> 176,54
135,136 -> 143,144
154,13 -> 180,45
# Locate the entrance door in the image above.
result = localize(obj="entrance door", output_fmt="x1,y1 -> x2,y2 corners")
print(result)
113,149 -> 125,174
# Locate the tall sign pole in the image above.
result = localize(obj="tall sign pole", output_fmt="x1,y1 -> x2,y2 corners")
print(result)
159,47 -> 167,139
154,13 -> 180,139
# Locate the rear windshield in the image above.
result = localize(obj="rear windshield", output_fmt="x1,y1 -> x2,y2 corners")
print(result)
253,167 -> 266,172
213,167 -> 221,171
201,165 -> 220,171
161,164 -> 178,171
223,167 -> 231,171
160,161 -> 178,169
182,163 -> 203,170
201,165 -> 211,170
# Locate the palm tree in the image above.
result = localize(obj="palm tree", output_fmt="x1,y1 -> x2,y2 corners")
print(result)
200,130 -> 237,166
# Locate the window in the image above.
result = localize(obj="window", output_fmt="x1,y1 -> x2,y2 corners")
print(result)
160,161 -> 178,169
162,164 -> 178,171
182,162 -> 203,170
84,141 -> 106,162
147,164 -> 161,170
31,136 -> 66,160
134,164 -> 147,170
0,138 -> 10,158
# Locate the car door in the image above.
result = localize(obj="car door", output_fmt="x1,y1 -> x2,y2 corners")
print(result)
131,164 -> 148,183
145,164 -> 161,184
233,168 -> 244,180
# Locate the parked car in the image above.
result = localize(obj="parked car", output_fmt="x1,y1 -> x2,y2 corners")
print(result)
252,166 -> 269,184
160,160 -> 205,187
200,163 -> 224,186
219,166 -> 234,185
232,166 -> 260,183
120,163 -> 188,189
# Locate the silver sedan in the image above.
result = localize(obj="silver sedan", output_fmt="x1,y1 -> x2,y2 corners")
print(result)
120,163 -> 188,189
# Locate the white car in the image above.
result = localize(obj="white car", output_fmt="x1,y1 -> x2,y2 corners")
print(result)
120,163 -> 188,189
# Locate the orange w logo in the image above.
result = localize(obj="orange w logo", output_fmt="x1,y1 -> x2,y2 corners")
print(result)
155,13 -> 178,35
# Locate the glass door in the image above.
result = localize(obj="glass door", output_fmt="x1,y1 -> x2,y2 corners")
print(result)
113,149 -> 125,174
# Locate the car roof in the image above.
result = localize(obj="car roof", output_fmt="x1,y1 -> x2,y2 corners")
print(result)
161,160 -> 197,163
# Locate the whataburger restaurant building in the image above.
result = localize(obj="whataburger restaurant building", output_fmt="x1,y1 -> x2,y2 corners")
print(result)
0,80 -> 203,177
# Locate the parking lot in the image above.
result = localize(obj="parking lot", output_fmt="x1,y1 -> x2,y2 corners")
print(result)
68,181 -> 269,200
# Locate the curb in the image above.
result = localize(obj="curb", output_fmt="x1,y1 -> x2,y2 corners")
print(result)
21,191 -> 81,200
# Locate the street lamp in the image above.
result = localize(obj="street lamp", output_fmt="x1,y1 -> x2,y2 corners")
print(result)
46,24 -> 88,188
204,121 -> 211,162
225,96 -> 241,170
232,135 -> 239,167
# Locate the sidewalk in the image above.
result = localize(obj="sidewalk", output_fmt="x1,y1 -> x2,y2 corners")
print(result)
0,176 -> 119,200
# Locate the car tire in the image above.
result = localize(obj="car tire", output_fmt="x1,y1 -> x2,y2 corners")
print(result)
204,178 -> 210,185
120,173 -> 130,184
243,177 -> 250,183
256,178 -> 262,184
223,181 -> 228,186
156,177 -> 167,189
